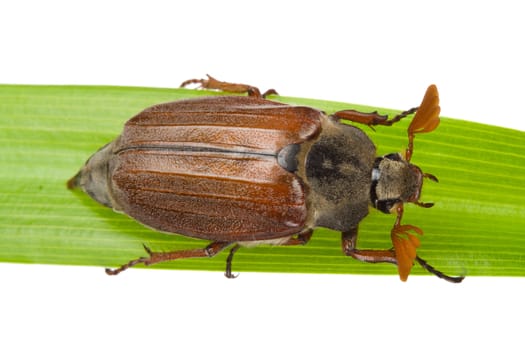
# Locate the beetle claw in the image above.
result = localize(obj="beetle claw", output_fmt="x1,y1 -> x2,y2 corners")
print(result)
224,271 -> 239,279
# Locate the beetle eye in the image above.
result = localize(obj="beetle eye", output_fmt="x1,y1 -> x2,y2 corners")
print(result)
384,153 -> 403,161
375,199 -> 401,214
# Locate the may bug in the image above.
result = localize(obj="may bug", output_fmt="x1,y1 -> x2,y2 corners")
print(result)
68,75 -> 463,282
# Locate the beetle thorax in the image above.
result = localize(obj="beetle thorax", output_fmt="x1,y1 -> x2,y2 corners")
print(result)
303,117 -> 376,231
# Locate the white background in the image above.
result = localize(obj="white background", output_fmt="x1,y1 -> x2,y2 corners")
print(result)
1,1 -> 524,349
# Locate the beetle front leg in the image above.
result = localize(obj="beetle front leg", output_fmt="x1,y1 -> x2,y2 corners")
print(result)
180,74 -> 277,98
105,241 -> 232,275
343,225 -> 464,282
332,107 -> 418,129
341,227 -> 397,264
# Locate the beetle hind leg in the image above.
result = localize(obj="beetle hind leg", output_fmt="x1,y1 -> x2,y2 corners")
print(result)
105,241 -> 232,275
180,74 -> 277,98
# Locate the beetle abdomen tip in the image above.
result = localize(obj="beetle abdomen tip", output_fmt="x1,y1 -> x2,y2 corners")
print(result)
66,172 -> 81,190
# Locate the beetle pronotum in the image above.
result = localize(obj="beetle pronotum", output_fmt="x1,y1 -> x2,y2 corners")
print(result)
68,75 -> 463,282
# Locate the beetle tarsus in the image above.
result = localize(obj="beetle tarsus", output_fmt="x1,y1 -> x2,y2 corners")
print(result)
105,256 -> 149,275
393,107 -> 418,123
415,255 -> 465,283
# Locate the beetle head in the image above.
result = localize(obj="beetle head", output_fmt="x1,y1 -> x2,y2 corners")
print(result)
371,153 -> 437,214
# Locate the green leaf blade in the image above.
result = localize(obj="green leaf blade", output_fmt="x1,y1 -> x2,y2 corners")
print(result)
1,84 -> 524,278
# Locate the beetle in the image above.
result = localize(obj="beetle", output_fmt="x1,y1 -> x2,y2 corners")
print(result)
67,75 -> 463,282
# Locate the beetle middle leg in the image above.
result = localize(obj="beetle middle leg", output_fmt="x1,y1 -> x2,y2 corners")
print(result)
105,241 -> 232,275
224,230 -> 314,278
180,74 -> 277,98
279,229 -> 314,246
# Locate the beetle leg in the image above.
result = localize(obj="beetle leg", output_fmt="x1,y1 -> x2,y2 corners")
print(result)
341,227 -> 397,264
105,241 -> 232,275
415,256 -> 464,283
332,107 -> 417,129
279,229 -> 314,246
180,74 -> 277,98
224,230 -> 313,279
390,206 -> 464,282
225,244 -> 241,279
